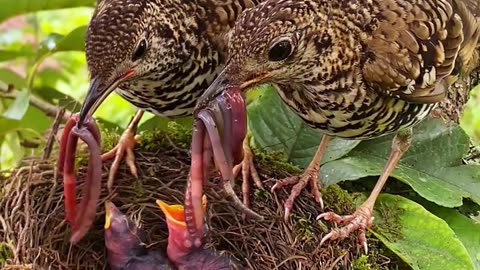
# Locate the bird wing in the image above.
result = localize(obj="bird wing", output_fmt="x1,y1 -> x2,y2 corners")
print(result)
362,0 -> 479,104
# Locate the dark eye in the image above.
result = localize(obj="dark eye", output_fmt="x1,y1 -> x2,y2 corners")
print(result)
268,38 -> 293,62
132,39 -> 147,61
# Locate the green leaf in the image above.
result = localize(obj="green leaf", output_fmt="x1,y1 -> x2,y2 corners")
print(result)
0,46 -> 34,62
0,0 -> 95,23
321,119 -> 480,207
54,26 -> 87,52
2,89 -> 29,120
247,86 -> 359,168
34,26 -> 87,62
0,68 -> 26,88
0,103 -> 51,136
425,205 -> 480,269
371,194 -> 474,270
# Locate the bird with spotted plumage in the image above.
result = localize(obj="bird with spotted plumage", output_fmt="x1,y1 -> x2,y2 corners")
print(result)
194,0 -> 480,250
77,0 -> 266,211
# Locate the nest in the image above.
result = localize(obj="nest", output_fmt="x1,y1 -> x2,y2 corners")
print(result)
0,128 -> 395,270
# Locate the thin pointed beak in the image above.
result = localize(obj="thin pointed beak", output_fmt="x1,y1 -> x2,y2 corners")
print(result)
78,70 -> 136,128
194,69 -> 270,114
194,72 -> 232,116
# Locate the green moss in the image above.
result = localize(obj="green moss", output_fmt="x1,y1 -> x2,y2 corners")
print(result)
253,188 -> 272,202
371,198 -> 405,241
138,122 -> 193,151
131,178 -> 146,198
322,184 -> 355,215
0,242 -> 13,267
294,217 -> 316,242
253,150 -> 302,175
353,255 -> 378,270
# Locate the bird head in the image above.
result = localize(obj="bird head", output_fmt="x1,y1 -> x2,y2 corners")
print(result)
79,0 -> 195,127
104,201 -> 148,269
195,0 -> 361,110
156,196 -> 207,265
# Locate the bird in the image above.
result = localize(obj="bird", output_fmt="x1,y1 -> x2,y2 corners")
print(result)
104,201 -> 175,270
194,0 -> 480,251
156,196 -> 246,270
79,0 -> 265,208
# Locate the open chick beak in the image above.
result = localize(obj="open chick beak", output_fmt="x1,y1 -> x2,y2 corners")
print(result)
104,201 -> 121,230
157,196 -> 207,264
78,70 -> 136,128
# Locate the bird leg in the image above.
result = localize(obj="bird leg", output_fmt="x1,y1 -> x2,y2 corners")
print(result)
102,109 -> 144,191
57,113 -> 103,243
317,128 -> 413,252
232,133 -> 264,209
271,135 -> 331,221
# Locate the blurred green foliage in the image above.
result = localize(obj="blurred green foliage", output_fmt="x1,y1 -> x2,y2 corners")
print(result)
0,6 -> 154,170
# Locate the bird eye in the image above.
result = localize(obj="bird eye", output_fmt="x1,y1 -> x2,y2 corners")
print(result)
268,38 -> 294,62
132,39 -> 147,61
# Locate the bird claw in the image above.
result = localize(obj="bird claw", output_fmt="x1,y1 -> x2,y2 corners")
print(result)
271,169 -> 323,222
102,129 -> 141,191
232,138 -> 264,209
57,113 -> 103,243
317,206 -> 374,253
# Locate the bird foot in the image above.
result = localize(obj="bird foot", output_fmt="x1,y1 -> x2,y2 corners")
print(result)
232,139 -> 264,209
101,128 -> 141,191
317,205 -> 374,253
271,168 -> 323,222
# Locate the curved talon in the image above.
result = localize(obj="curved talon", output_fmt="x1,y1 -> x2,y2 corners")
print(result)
102,133 -> 141,191
232,138 -> 264,209
272,171 -> 324,222
317,207 -> 374,253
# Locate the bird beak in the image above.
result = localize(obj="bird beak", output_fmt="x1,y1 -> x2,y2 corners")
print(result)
157,196 -> 207,264
104,200 -> 121,230
156,196 -> 207,229
78,69 -> 136,128
194,69 -> 270,114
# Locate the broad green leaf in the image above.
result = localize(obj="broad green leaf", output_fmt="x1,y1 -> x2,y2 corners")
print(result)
371,194 -> 474,270
321,119 -> 480,207
55,26 -> 87,52
247,86 -> 359,168
0,104 -> 52,136
425,205 -> 480,269
35,86 -> 82,112
0,47 -> 34,62
0,0 -> 95,23
0,132 -> 25,171
2,89 -> 29,120
0,68 -> 26,88
34,26 -> 87,63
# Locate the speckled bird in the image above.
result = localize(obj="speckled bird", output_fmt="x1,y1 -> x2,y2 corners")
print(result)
195,0 -> 480,250
79,0 -> 264,207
